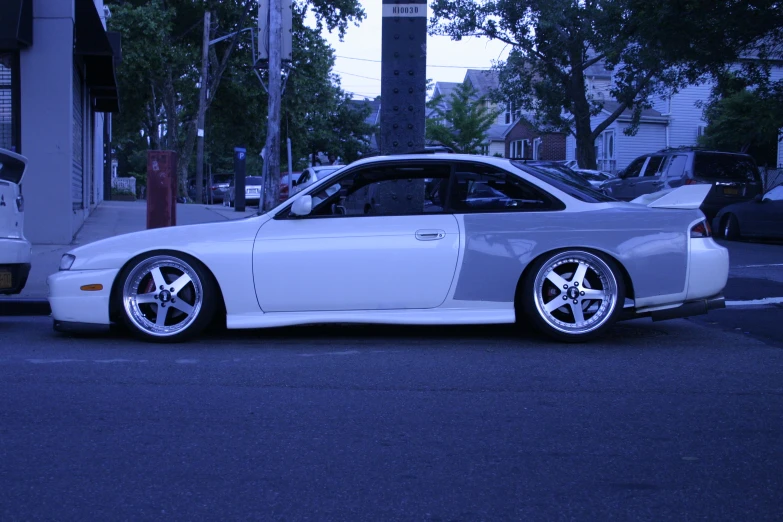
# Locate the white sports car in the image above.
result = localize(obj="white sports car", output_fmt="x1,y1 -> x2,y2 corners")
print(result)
48,153 -> 729,343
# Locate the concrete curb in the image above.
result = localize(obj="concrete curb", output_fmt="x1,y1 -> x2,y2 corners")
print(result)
0,298 -> 51,316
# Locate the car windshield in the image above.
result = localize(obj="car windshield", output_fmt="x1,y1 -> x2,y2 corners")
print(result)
693,152 -> 759,181
511,160 -> 616,203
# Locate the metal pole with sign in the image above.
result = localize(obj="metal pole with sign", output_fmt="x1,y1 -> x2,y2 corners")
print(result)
234,147 -> 246,212
380,1 -> 427,155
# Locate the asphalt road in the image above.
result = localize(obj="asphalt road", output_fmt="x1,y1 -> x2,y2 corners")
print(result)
1,238 -> 781,521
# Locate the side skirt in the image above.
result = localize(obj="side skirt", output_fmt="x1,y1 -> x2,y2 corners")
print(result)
226,308 -> 517,330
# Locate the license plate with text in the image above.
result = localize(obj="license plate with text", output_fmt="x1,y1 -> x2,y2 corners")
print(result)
0,271 -> 12,289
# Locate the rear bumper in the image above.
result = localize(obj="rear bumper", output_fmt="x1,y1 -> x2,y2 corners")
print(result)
0,262 -> 31,295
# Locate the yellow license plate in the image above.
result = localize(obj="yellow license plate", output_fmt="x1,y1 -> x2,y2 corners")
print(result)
724,188 -> 739,195
0,271 -> 12,289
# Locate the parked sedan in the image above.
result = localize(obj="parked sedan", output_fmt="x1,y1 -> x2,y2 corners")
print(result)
47,153 -> 727,344
0,148 -> 32,295
224,176 -> 264,207
712,185 -> 783,241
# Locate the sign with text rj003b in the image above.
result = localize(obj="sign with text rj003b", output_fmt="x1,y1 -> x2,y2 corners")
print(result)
380,0 -> 427,156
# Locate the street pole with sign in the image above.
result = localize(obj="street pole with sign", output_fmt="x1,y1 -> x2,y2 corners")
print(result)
234,147 -> 246,212
380,1 -> 427,155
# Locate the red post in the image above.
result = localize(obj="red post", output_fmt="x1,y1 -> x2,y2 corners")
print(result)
146,150 -> 178,229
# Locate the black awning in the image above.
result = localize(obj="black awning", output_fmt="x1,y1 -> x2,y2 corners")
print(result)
74,0 -> 121,113
0,0 -> 33,49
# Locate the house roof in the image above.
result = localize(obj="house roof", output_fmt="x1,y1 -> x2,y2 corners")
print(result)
486,123 -> 512,141
432,81 -> 460,100
601,101 -> 668,122
348,99 -> 381,126
465,69 -> 500,97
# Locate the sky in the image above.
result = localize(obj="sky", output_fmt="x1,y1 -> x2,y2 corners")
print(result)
313,1 -> 511,100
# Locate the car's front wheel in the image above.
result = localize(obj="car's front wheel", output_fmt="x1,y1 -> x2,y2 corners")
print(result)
521,250 -> 625,342
117,252 -> 217,342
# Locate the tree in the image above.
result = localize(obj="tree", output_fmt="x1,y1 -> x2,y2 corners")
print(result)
108,0 -> 365,199
698,73 -> 783,165
429,0 -> 783,169
425,81 -> 501,153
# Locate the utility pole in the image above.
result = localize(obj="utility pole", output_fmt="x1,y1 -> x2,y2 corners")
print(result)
195,10 -> 211,204
262,0 -> 282,211
380,0 -> 427,155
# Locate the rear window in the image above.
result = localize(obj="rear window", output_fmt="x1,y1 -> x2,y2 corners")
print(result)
693,153 -> 759,182
0,152 -> 25,184
246,176 -> 264,185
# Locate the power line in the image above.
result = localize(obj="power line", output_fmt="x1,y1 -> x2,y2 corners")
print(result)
334,70 -> 381,81
335,55 -> 493,69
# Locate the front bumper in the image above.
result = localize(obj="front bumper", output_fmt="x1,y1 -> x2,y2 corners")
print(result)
47,268 -> 119,325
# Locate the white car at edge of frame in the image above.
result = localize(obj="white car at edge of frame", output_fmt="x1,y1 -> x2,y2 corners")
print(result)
0,148 -> 32,297
47,153 -> 729,343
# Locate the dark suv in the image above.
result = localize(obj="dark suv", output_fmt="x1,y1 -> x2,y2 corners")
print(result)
600,148 -> 763,220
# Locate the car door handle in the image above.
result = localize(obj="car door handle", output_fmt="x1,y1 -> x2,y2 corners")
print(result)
415,229 -> 445,241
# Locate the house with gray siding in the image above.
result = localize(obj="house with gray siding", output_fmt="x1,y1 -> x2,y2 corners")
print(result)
0,0 -> 120,244
565,58 -> 783,173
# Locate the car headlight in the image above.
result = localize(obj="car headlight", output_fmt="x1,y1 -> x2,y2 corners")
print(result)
59,254 -> 76,271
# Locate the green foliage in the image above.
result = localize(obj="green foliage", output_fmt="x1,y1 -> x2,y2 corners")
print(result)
107,0 -> 365,194
429,0 -> 783,169
425,81 -> 501,153
699,87 -> 783,164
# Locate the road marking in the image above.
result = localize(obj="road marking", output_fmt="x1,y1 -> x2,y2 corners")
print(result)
725,297 -> 783,307
298,350 -> 360,357
94,359 -> 145,363
735,263 -> 783,268
27,359 -> 85,364
176,358 -> 199,364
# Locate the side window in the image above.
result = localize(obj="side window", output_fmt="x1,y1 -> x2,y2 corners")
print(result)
664,155 -> 688,180
301,163 -> 451,218
622,157 -> 646,178
450,163 -> 557,212
642,156 -> 665,177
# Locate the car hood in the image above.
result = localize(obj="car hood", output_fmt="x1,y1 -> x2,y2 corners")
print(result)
66,214 -> 270,271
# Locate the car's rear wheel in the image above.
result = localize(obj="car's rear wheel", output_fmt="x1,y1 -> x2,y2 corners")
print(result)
521,250 -> 625,342
118,253 -> 216,342
723,214 -> 740,240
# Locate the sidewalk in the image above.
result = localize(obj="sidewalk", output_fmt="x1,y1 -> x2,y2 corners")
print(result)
1,200 -> 257,308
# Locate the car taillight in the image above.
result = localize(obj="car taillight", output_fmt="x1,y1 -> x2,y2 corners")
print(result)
690,220 -> 711,238
15,195 -> 23,212
684,179 -> 707,185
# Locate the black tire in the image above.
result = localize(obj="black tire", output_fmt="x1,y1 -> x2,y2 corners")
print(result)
114,251 -> 218,343
723,214 -> 740,241
520,249 -> 626,343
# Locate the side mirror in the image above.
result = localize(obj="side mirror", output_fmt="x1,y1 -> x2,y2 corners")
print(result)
291,195 -> 312,216
754,194 -> 763,203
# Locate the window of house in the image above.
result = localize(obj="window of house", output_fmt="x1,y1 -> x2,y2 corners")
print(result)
533,138 -> 542,160
295,163 -> 452,218
450,163 -> 559,213
0,52 -> 20,152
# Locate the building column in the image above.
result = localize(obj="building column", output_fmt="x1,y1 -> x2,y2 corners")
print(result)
19,0 -> 75,244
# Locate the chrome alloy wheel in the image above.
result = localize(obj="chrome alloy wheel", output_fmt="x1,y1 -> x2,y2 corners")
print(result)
533,251 -> 619,336
122,255 -> 204,337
